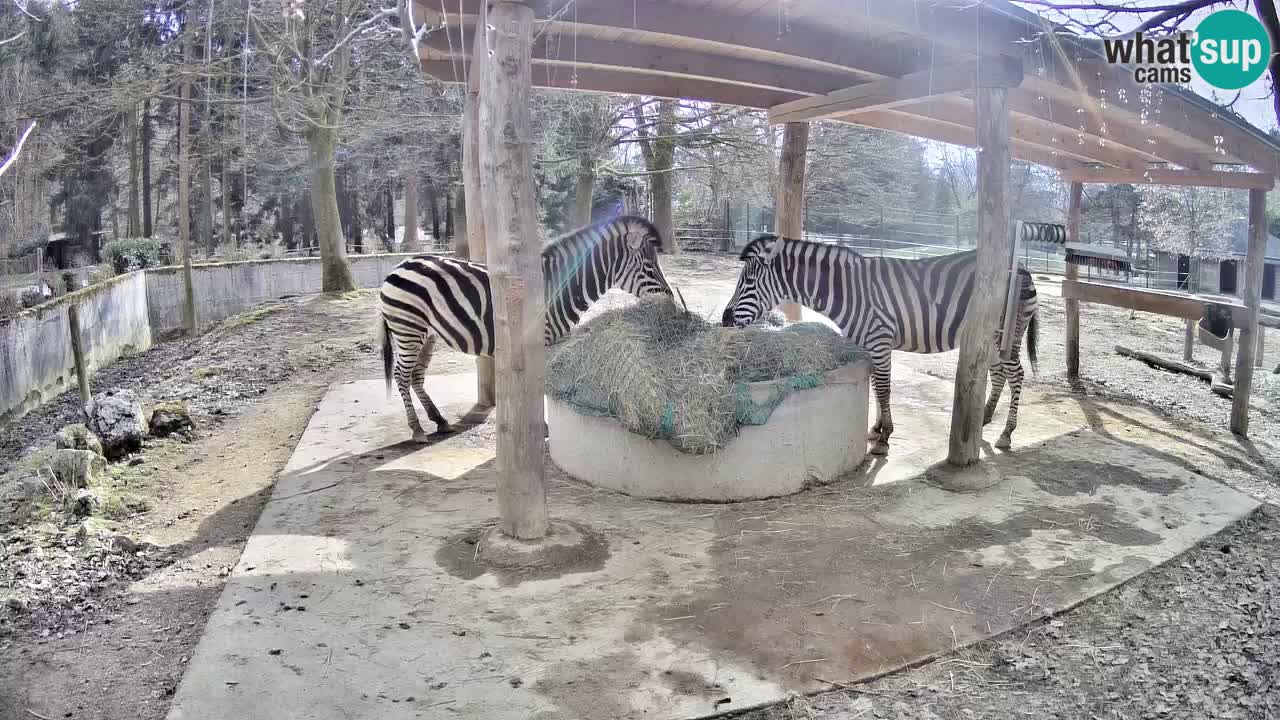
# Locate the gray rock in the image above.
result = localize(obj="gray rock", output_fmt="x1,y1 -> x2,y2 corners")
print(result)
149,401 -> 194,439
48,449 -> 108,489
55,423 -> 104,456
67,488 -> 102,517
86,391 -> 149,459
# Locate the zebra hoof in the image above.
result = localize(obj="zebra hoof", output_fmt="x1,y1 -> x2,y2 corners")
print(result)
430,422 -> 453,436
994,434 -> 1012,450
411,430 -> 430,444
869,440 -> 890,456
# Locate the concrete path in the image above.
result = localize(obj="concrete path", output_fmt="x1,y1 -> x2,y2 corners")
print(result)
165,371 -> 1258,720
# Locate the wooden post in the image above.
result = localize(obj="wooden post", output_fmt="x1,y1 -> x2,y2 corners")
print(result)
1064,181 -> 1083,379
67,305 -> 91,408
1255,325 -> 1265,368
947,86 -> 1011,466
479,1 -> 547,540
775,122 -> 808,323
463,25 -> 496,407
1231,188 -> 1267,435
1183,318 -> 1195,362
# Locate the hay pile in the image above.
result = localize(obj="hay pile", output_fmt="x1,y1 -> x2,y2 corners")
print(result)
546,298 -> 869,454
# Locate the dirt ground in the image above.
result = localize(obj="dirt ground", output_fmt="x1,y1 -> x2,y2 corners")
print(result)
1,255 -> 1277,720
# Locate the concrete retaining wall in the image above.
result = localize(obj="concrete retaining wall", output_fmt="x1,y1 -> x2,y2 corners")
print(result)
146,254 -> 415,333
0,271 -> 151,423
2,253 -> 422,424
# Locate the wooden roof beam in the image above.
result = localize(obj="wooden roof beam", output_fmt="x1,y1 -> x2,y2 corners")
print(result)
1005,88 -> 1214,171
417,0 -> 931,81
1027,62 -> 1280,173
1062,166 -> 1275,190
420,60 -> 806,109
836,108 -> 1081,172
768,57 -> 1022,125
887,96 -> 1149,169
421,26 -> 862,98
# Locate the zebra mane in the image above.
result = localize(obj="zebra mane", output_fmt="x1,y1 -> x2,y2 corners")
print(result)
544,215 -> 662,255
739,234 -> 864,262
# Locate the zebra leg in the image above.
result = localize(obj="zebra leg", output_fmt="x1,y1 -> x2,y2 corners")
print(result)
411,334 -> 451,434
996,358 -> 1025,450
983,340 -> 1007,426
868,406 -> 883,440
392,332 -> 428,441
869,348 -> 894,456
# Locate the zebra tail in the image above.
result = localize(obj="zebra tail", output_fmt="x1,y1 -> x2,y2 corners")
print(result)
1026,309 -> 1039,376
378,315 -> 393,397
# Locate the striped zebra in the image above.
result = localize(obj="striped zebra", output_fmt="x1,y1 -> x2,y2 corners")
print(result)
377,215 -> 672,441
721,235 -> 1038,455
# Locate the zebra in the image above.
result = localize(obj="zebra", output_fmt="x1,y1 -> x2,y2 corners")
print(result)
377,215 -> 673,441
721,234 -> 1038,455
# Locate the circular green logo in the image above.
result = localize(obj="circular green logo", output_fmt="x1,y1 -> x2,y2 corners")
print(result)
1192,9 -> 1272,90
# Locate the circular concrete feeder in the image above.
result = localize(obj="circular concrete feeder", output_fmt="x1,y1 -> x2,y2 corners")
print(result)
547,360 -> 872,502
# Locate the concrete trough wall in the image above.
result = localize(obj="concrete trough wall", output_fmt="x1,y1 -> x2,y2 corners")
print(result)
0,271 -> 151,423
548,361 -> 872,501
146,254 -> 415,333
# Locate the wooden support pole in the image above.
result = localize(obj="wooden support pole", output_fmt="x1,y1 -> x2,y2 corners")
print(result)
479,1 -> 547,540
67,304 -> 91,408
1183,318 -> 1195,362
1255,325 -> 1265,368
1231,188 -> 1266,435
775,122 -> 808,323
1064,181 -> 1083,380
463,27 -> 496,408
948,86 -> 1010,467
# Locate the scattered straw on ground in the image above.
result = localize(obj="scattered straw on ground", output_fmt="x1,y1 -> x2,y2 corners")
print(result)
546,298 -> 868,454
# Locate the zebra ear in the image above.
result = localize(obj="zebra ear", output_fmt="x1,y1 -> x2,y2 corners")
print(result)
761,235 -> 782,262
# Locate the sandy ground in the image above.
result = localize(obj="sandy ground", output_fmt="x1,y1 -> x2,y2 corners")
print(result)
1,254 -> 1277,720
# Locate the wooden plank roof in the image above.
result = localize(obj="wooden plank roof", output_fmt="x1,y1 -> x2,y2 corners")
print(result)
414,0 -> 1280,189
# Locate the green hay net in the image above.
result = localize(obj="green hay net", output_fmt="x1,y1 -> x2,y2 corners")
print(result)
546,298 -> 870,455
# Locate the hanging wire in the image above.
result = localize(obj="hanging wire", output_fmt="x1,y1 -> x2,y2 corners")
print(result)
458,0 -> 467,88
439,0 -> 460,86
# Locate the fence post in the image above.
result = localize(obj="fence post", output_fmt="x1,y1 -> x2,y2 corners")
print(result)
68,304 -> 92,409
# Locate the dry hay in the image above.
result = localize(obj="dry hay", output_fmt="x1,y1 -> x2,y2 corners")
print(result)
546,297 -> 869,454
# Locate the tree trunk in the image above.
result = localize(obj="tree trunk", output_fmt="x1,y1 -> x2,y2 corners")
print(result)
384,185 -> 395,246
774,123 -> 808,322
403,170 -> 419,251
200,142 -> 215,254
426,180 -> 441,242
650,127 -> 676,252
307,131 -> 355,291
573,160 -> 594,227
142,98 -> 153,238
445,190 -> 454,240
127,105 -> 141,237
179,31 -> 197,333
222,150 -> 232,247
350,179 -> 363,253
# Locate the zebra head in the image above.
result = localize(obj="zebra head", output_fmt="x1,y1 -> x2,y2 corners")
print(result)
608,215 -> 672,298
722,234 -> 788,327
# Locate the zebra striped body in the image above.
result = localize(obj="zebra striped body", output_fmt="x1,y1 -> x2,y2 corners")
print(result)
722,235 -> 1038,454
378,215 -> 671,440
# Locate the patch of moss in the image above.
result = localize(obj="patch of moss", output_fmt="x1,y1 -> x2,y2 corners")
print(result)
214,304 -> 283,333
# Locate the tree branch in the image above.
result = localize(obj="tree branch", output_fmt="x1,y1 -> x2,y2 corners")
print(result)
0,30 -> 25,47
0,120 -> 38,179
